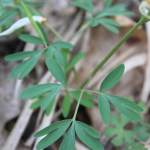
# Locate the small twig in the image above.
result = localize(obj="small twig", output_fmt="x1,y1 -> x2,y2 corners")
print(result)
141,21 -> 150,102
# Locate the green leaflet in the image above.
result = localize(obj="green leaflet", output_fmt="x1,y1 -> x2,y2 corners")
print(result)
24,1 -> 45,7
98,11 -> 133,18
134,124 -> 150,142
104,94 -> 142,122
20,83 -> 62,99
100,21 -> 119,33
61,48 -> 68,72
0,9 -> 18,27
59,124 -> 75,150
75,124 -> 104,150
66,52 -> 86,73
41,85 -> 63,111
52,41 -> 74,49
85,0 -> 93,14
100,64 -> 125,92
71,91 -> 94,108
5,12 -> 17,28
0,9 -> 17,20
105,114 -> 136,146
34,119 -> 72,137
10,49 -> 44,79
19,34 -> 44,44
36,122 -> 71,149
104,94 -> 143,112
91,18 -> 99,27
46,46 -> 64,66
5,51 -> 39,61
27,5 -> 43,16
30,97 -> 45,109
75,121 -> 101,138
45,99 -> 55,116
46,58 -> 66,84
0,0 -> 3,15
138,101 -> 147,115
71,90 -> 95,100
98,94 -> 110,124
71,0 -> 93,15
103,0 -> 112,10
36,22 -> 49,44
106,4 -> 126,12
98,18 -> 121,26
62,93 -> 71,118
125,142 -> 147,150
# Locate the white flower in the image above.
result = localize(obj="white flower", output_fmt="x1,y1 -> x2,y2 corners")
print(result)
0,16 -> 46,36
139,0 -> 150,19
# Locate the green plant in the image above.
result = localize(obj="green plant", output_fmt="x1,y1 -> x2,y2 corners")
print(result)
104,98 -> 150,148
125,142 -> 147,150
0,0 -> 44,35
2,0 -> 150,149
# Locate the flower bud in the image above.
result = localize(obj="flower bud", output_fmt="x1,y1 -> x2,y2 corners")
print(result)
139,0 -> 150,19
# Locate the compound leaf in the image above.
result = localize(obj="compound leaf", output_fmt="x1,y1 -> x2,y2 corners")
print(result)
100,64 -> 125,92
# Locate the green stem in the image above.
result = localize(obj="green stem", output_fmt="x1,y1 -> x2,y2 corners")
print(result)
72,81 -> 90,121
19,0 -> 46,45
80,17 -> 147,88
45,22 -> 64,41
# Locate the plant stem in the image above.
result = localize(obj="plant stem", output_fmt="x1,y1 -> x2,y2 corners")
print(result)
72,81 -> 90,121
80,17 -> 147,88
45,22 -> 64,41
19,0 -> 46,45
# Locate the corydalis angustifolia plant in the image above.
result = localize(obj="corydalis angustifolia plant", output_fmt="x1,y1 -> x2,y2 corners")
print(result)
3,0 -> 150,149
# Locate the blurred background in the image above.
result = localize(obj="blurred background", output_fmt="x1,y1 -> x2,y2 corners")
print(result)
0,0 -> 150,150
